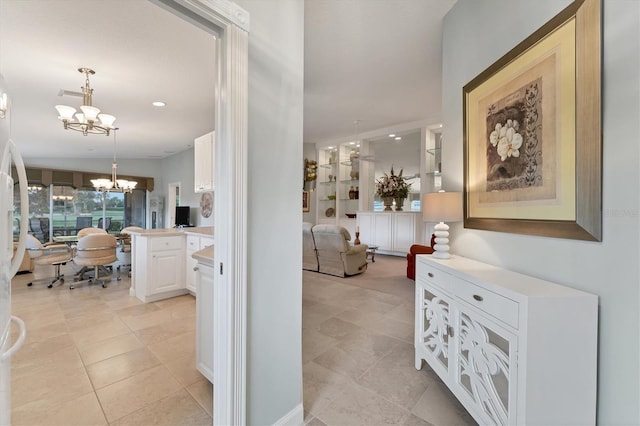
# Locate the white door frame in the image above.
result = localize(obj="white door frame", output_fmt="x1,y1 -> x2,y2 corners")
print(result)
167,181 -> 181,228
150,1 -> 249,424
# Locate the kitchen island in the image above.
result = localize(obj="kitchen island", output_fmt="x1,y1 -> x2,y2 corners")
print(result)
192,244 -> 214,382
127,227 -> 213,303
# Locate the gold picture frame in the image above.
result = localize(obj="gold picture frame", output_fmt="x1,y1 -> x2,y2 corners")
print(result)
302,191 -> 310,213
463,0 -> 601,241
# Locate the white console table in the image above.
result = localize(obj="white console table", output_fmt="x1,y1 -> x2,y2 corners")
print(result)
415,255 -> 598,425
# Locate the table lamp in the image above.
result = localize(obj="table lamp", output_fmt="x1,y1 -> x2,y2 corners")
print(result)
422,191 -> 463,259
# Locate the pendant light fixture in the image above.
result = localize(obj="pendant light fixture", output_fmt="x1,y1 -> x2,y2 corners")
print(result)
55,67 -> 116,136
91,129 -> 137,193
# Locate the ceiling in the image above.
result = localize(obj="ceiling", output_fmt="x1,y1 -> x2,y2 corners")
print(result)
0,0 -> 455,160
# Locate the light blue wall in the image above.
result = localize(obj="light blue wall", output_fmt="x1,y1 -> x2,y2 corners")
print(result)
160,147 -> 214,227
235,0 -> 304,423
442,1 -> 640,423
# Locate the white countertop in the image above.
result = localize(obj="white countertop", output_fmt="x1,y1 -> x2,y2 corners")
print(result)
192,245 -> 214,266
127,227 -> 214,238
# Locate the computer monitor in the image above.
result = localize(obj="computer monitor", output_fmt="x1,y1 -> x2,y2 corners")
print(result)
175,206 -> 190,227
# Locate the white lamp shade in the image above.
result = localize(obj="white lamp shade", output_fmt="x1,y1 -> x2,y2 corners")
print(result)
117,179 -> 137,190
98,113 -> 116,128
423,191 -> 463,223
55,105 -> 76,120
75,113 -> 86,123
91,178 -> 112,190
80,105 -> 101,121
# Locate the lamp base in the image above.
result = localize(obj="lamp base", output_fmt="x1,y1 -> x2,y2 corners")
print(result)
432,222 -> 451,259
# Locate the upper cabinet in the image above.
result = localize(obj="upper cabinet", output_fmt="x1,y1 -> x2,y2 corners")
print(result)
194,131 -> 215,193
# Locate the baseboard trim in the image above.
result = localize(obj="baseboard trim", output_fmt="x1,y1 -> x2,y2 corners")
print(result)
273,403 -> 304,426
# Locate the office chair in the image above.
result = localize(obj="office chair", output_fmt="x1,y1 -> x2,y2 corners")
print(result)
72,233 -> 118,289
24,234 -> 74,288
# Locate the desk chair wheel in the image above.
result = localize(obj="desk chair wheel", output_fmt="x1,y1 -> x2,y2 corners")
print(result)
47,278 -> 63,289
27,282 -> 33,287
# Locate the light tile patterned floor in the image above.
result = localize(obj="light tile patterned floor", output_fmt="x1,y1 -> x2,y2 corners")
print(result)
10,266 -> 212,426
10,254 -> 473,425
302,255 -> 476,426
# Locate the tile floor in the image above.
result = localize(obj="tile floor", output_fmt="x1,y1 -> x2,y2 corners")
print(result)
10,254 -> 474,425
9,266 -> 212,426
301,255 -> 475,426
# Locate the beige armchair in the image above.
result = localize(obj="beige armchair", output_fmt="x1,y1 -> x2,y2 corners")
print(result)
312,224 -> 368,277
303,222 -> 318,271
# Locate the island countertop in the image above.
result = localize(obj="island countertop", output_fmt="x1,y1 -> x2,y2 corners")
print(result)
192,245 -> 214,266
127,227 -> 213,238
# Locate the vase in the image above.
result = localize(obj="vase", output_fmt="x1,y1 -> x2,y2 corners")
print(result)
394,197 -> 405,211
382,197 -> 394,211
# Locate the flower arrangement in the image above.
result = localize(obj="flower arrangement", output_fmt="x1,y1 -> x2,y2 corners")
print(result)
375,166 -> 411,199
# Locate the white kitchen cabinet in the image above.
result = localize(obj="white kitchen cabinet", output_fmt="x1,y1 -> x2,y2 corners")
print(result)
195,262 -> 214,383
356,211 -> 422,255
415,255 -> 598,425
133,235 -> 186,303
186,234 -> 214,295
194,131 -> 214,193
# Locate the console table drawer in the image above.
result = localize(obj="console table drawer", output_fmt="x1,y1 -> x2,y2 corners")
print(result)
454,279 -> 519,329
417,261 -> 453,294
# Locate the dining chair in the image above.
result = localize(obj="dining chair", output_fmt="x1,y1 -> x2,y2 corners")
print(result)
116,226 -> 143,277
75,216 -> 93,230
24,234 -> 74,288
97,217 -> 112,231
72,233 -> 118,289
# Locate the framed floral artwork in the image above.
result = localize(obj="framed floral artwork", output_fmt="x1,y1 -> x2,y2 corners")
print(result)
463,0 -> 601,241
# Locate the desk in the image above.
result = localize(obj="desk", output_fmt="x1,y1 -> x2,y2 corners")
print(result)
366,245 -> 379,263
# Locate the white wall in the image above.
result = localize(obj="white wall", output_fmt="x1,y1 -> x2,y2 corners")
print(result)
442,1 -> 639,424
235,0 -> 304,424
160,148 -> 213,227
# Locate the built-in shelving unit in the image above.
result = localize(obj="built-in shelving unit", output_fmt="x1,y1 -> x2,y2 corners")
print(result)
315,143 -> 361,236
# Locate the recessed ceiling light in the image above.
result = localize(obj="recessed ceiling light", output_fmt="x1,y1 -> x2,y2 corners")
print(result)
356,144 -> 360,147
395,137 -> 402,140
389,134 -> 396,138
349,142 -> 355,145
152,101 -> 166,107
327,146 -> 334,149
